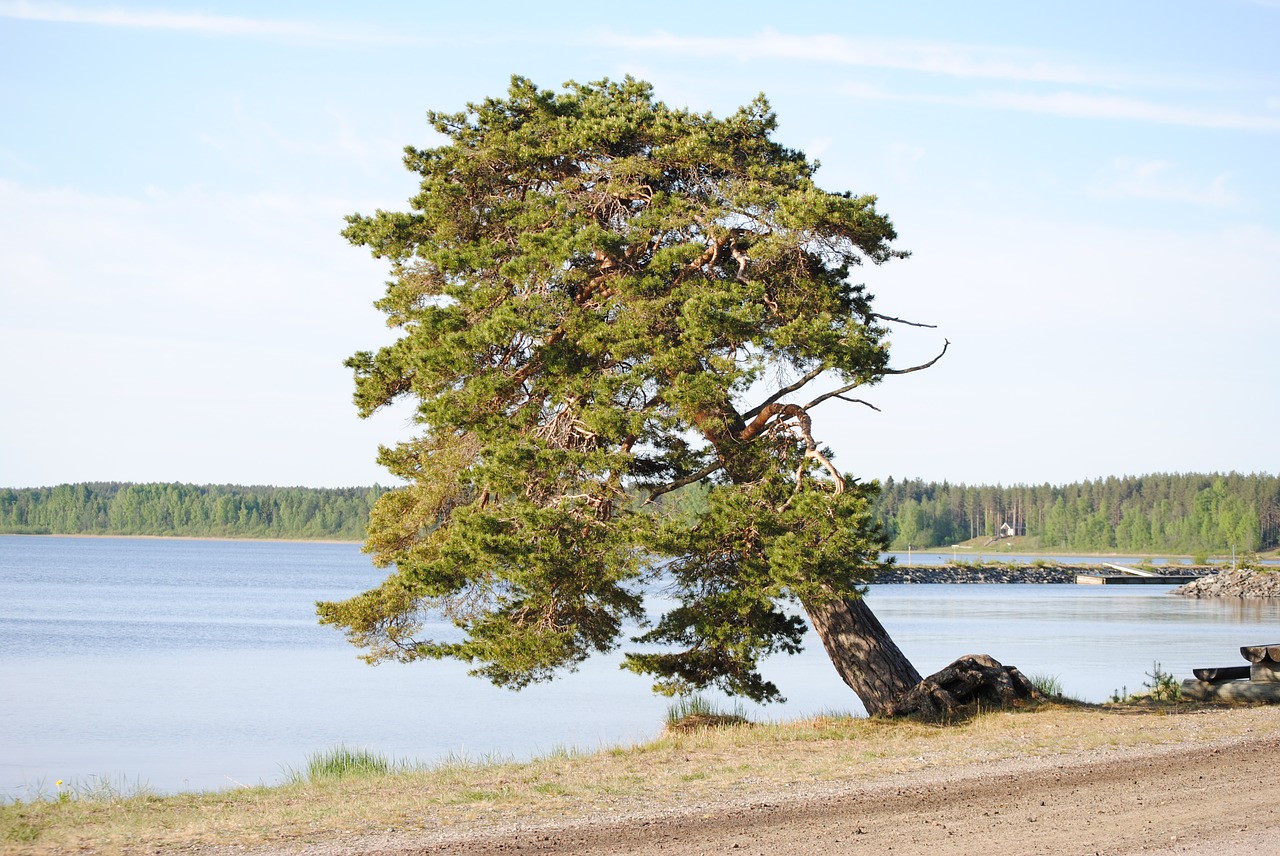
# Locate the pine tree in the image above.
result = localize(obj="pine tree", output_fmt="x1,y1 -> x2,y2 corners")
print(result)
317,76 -> 951,713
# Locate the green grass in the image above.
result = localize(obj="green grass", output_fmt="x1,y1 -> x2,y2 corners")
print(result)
664,695 -> 750,731
286,745 -> 391,784
1029,673 -> 1064,697
11,774 -> 154,806
5,704 -> 1273,855
1110,662 -> 1182,704
1142,662 -> 1182,703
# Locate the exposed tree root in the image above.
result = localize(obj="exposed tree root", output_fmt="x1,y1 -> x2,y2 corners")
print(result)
886,654 -> 1044,718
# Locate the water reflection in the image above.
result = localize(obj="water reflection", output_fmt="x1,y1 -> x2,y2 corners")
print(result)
3,536 -> 1278,797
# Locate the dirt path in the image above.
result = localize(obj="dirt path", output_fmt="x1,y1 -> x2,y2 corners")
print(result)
379,733 -> 1279,856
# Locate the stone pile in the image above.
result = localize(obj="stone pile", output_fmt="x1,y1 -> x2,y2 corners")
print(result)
874,565 -> 1214,585
1173,568 -> 1280,599
874,565 -> 1078,584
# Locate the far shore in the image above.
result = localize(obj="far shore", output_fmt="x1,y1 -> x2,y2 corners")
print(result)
0,531 -> 363,545
6,532 -> 1277,561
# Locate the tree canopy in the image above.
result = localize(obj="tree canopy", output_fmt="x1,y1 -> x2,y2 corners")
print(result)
318,76 -> 943,707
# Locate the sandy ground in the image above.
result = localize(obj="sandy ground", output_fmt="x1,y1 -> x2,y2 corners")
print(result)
237,718 -> 1280,856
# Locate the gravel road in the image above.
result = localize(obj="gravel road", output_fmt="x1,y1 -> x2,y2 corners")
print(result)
233,721 -> 1280,856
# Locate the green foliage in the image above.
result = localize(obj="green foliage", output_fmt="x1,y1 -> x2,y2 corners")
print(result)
2,812 -> 41,843
1027,673 -> 1083,704
625,480 -> 883,700
876,472 -> 1279,555
1029,673 -> 1063,698
1144,662 -> 1182,703
10,774 -> 155,805
664,695 -> 749,731
1110,662 -> 1181,704
289,746 -> 392,783
0,483 -> 385,540
320,76 -> 914,703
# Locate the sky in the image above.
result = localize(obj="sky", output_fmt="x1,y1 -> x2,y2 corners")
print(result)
2,1 -> 1277,489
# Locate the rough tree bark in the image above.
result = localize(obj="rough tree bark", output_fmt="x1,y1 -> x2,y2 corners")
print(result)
803,594 -> 923,716
805,595 -> 1042,718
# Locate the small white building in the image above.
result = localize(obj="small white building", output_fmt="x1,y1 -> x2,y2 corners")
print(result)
998,521 -> 1025,538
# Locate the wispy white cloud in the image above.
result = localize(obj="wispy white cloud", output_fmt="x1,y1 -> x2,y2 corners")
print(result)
0,146 -> 37,176
839,82 -> 1280,132
0,177 -> 409,485
596,29 -> 1280,132
596,29 -> 1143,88
0,0 -> 419,44
196,102 -> 413,177
885,143 -> 927,187
1087,159 -> 1238,207
973,90 -> 1280,131
805,136 -> 834,159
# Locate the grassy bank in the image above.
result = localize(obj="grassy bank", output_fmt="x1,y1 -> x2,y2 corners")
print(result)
5,703 -> 1277,855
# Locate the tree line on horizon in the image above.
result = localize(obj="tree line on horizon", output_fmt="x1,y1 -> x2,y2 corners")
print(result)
2,473 -> 1276,556
0,482 -> 387,540
875,472 -> 1279,556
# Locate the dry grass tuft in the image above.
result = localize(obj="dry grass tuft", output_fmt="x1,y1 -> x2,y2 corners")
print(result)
663,695 -> 751,732
3,703 -> 1277,856
665,712 -> 751,732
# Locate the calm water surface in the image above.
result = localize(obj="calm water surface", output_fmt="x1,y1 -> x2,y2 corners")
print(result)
3,536 -> 1277,797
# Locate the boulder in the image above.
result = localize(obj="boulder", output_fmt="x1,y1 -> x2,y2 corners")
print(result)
1173,569 -> 1280,599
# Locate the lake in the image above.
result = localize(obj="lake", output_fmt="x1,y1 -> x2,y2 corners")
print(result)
3,535 -> 1278,798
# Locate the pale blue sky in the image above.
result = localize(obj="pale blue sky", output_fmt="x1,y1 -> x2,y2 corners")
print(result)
2,1 -> 1277,488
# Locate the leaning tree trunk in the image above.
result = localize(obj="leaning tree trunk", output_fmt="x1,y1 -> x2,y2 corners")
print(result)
804,594 -> 1043,718
803,594 -> 923,716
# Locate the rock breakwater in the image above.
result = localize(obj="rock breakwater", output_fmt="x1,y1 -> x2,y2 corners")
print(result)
874,565 -> 1076,584
1173,568 -> 1280,598
873,565 -> 1212,584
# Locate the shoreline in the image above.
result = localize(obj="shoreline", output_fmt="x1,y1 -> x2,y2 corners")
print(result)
0,532 -> 364,545
10,705 -> 1278,856
0,534 -> 1255,582
3,532 -> 1268,562
871,564 -> 1218,584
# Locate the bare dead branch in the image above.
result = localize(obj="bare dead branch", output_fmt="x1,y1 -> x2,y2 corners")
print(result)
786,410 -> 845,494
882,338 -> 950,375
802,339 -> 949,411
730,245 -> 751,284
806,447 -> 845,491
532,399 -> 600,452
802,381 -> 861,412
871,313 -> 938,329
737,402 -> 797,444
833,395 -> 881,411
747,404 -> 846,496
643,460 -> 724,503
674,238 -> 722,285
742,366 -> 826,421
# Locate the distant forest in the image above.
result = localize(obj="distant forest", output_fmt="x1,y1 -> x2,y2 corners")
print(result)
653,472 -> 1280,558
2,473 -> 1277,556
0,482 -> 386,540
876,472 -> 1279,555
